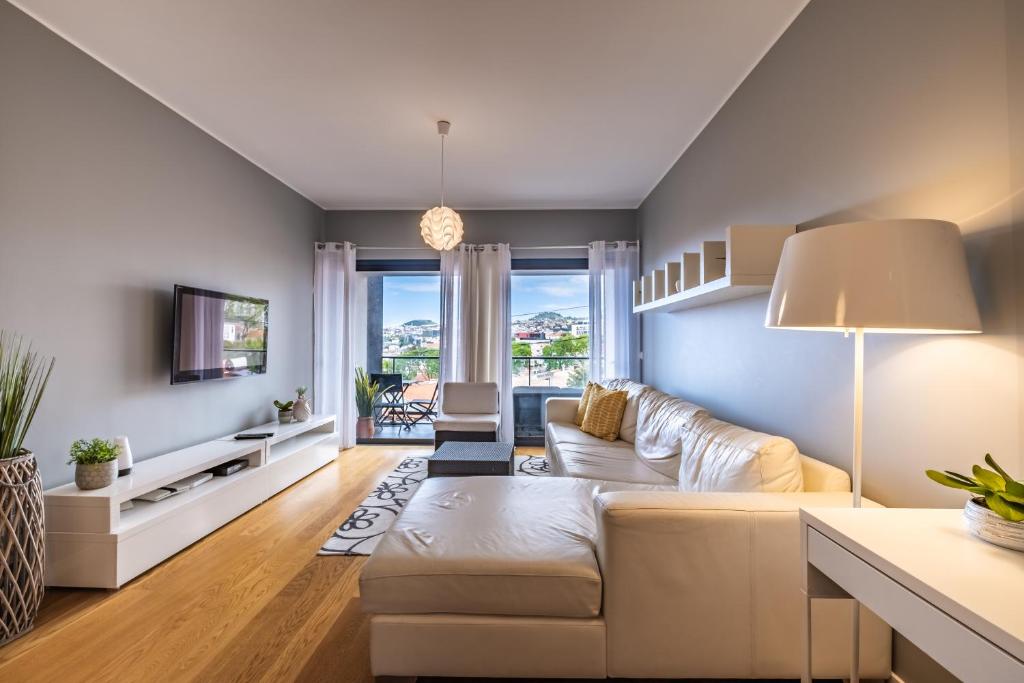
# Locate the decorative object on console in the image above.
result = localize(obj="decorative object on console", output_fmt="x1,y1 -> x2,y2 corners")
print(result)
927,454 -> 1024,551
113,434 -> 133,477
0,331 -> 53,646
293,386 -> 311,422
273,399 -> 294,423
354,367 -> 380,440
420,120 -> 464,251
68,438 -> 119,490
767,219 -> 982,508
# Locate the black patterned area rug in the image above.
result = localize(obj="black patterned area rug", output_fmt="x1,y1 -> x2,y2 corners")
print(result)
318,454 -> 550,556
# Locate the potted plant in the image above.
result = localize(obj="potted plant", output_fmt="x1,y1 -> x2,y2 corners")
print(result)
68,438 -> 119,490
0,331 -> 54,645
355,368 -> 380,439
274,399 -> 295,423
293,386 -> 311,422
927,454 -> 1024,552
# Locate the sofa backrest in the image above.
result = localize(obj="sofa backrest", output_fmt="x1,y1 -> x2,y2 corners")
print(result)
441,382 -> 499,414
602,379 -> 708,460
677,414 -> 804,493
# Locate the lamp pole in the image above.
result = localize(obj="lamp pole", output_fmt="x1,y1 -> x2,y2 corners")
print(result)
852,327 -> 864,509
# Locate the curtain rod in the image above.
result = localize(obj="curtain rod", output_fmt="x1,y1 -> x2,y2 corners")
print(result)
346,241 -> 638,251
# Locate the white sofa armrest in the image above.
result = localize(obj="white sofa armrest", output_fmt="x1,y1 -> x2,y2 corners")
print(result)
544,397 -> 579,425
800,454 -> 851,492
594,491 -> 890,680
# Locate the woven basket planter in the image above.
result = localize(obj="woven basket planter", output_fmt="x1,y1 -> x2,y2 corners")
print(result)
0,450 -> 45,646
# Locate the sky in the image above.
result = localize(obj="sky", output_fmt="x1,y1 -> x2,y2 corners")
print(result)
382,273 -> 589,327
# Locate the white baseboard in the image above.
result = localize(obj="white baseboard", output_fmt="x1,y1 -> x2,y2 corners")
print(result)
888,673 -> 908,683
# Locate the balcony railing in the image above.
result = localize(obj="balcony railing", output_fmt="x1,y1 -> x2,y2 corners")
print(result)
378,355 -> 589,389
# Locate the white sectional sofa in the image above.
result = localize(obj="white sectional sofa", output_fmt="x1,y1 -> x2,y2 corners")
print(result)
360,379 -> 891,680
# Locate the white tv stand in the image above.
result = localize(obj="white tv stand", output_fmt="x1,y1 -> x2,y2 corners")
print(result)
44,415 -> 338,588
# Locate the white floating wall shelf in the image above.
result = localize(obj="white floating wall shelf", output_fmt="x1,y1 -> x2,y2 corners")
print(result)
634,224 -> 795,314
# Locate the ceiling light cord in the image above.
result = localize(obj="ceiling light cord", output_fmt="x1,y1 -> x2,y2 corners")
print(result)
440,132 -> 446,208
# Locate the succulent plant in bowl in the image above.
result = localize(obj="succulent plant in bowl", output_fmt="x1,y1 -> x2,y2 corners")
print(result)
927,454 -> 1024,551
274,399 -> 295,424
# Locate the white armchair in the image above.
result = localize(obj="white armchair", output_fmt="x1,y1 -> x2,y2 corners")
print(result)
433,382 -> 500,447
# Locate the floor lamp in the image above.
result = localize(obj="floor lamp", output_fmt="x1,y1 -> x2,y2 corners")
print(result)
765,219 -> 981,683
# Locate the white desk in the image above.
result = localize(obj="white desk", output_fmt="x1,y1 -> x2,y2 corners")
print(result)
801,508 -> 1024,683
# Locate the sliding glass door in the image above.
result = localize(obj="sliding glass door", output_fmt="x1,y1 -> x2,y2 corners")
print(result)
359,272 -> 440,443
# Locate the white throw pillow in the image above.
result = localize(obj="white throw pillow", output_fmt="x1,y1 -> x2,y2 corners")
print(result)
677,415 -> 804,493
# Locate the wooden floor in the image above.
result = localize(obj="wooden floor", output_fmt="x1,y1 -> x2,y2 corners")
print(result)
0,443 -> 522,683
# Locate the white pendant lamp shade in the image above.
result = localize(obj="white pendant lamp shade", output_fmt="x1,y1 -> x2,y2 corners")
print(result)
421,119 -> 463,251
420,205 -> 464,251
765,219 -> 981,334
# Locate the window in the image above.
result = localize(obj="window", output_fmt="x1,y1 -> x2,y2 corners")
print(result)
380,275 -> 440,383
511,272 -> 589,388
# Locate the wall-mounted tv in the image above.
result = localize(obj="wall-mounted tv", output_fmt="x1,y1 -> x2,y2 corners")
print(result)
171,285 -> 268,384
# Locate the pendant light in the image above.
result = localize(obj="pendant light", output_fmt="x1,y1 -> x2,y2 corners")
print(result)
420,120 -> 464,251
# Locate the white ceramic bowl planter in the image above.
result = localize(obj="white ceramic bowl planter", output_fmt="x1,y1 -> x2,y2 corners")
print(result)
963,498 -> 1024,552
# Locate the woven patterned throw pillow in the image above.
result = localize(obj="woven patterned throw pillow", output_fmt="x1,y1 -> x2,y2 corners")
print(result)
580,386 -> 628,441
575,381 -> 599,426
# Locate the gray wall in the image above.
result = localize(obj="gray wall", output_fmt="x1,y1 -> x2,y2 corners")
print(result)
638,1 -> 1021,680
0,2 -> 324,487
325,209 -> 636,249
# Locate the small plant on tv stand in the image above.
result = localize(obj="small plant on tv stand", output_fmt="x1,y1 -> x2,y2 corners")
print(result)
68,438 -> 119,490
274,399 -> 295,424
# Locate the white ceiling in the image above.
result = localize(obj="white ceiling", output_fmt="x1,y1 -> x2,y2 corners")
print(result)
12,0 -> 807,209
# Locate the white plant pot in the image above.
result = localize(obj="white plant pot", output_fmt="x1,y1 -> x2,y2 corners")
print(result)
963,497 -> 1024,552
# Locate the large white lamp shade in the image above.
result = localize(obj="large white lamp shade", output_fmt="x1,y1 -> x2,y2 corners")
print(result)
766,219 -> 981,333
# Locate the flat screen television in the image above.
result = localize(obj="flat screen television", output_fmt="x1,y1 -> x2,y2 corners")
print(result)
171,285 -> 269,384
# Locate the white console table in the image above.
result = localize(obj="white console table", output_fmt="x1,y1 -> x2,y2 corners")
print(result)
44,415 -> 338,588
801,507 -> 1024,683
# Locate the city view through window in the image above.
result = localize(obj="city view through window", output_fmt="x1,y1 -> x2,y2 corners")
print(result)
379,273 -> 589,389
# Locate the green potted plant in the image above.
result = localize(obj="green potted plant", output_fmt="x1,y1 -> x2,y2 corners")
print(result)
293,386 -> 311,422
68,438 -> 120,490
355,367 -> 380,440
274,399 -> 295,423
0,331 -> 53,645
927,454 -> 1024,551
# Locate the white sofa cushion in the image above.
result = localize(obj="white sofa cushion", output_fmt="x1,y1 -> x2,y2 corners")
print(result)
361,476 -> 605,618
547,422 -> 677,486
677,415 -> 804,493
441,382 -> 499,414
433,413 -> 499,432
632,387 -> 707,461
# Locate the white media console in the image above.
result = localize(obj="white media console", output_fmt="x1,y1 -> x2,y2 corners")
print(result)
44,415 -> 338,588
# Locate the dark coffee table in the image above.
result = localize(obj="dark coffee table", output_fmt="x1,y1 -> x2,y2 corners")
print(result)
427,441 -> 515,478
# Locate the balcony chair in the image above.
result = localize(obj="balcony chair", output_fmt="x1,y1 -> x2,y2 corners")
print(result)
405,381 -> 439,426
371,373 -> 408,429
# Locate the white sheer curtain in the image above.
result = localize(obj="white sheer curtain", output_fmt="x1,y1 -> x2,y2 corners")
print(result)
588,240 -> 640,382
439,243 -> 513,441
314,242 -> 358,448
